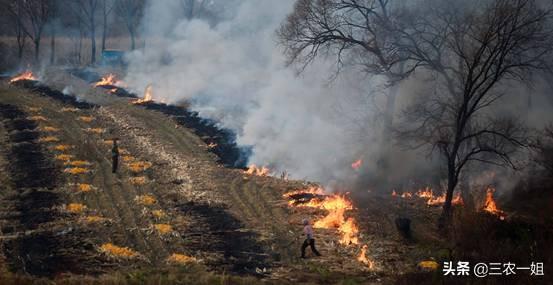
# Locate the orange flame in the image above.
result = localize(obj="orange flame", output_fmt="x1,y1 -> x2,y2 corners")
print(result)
289,192 -> 352,210
357,244 -> 374,269
351,159 -> 362,170
416,187 -> 433,198
426,192 -> 463,206
483,187 -> 505,219
10,70 -> 36,83
394,187 -> 464,206
132,84 -> 154,105
401,192 -> 412,198
94,74 -> 124,87
245,164 -> 270,176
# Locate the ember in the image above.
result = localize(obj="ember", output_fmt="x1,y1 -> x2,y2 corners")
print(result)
9,70 -> 36,83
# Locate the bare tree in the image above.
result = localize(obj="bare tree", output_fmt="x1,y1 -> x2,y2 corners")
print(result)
397,0 -> 553,227
278,0 -> 408,170
115,0 -> 144,50
101,0 -> 115,52
49,0 -> 58,64
70,0 -> 100,64
20,0 -> 51,63
4,0 -> 27,64
180,0 -> 209,20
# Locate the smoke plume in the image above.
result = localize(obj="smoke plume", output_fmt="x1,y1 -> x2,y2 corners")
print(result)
123,0 -> 428,186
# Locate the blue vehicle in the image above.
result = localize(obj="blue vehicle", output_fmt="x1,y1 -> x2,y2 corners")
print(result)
101,50 -> 126,66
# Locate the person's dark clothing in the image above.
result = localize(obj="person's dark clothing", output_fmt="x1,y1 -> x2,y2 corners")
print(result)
111,142 -> 119,173
301,238 -> 321,258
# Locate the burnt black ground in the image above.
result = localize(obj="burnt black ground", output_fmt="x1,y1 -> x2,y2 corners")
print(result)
141,102 -> 251,168
12,80 -> 94,109
0,103 -> 99,277
176,202 -> 269,275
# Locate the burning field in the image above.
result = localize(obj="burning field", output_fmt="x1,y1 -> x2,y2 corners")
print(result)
1,66 -> 551,284
2,0 -> 553,283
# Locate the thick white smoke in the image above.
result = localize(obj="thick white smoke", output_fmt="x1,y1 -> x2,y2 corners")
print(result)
124,0 -> 393,184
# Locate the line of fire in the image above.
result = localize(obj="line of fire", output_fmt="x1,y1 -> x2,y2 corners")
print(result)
0,0 -> 552,284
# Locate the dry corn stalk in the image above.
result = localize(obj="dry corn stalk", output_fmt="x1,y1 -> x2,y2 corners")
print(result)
55,154 -> 74,162
78,116 -> 94,123
167,253 -> 196,265
83,128 -> 105,134
99,243 -> 139,259
77,183 -> 94,192
38,136 -> 59,143
65,160 -> 91,167
129,176 -> 147,185
152,210 -> 167,219
136,194 -> 156,206
153,224 -> 173,235
122,155 -> 135,162
62,107 -> 79,112
66,203 -> 86,213
64,167 -> 89,175
27,115 -> 48,121
82,215 -> 110,224
40,126 -> 60,132
54,144 -> 73,151
127,161 -> 153,173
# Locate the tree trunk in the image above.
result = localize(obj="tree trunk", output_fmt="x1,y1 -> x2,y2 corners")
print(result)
91,25 -> 96,64
382,82 -> 399,144
78,32 -> 83,65
130,29 -> 136,50
50,27 -> 56,64
439,161 -> 457,229
34,39 -> 40,63
17,44 -> 24,62
102,10 -> 107,52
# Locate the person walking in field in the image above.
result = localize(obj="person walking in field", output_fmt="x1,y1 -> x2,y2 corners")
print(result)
111,139 -> 119,173
301,218 -> 321,258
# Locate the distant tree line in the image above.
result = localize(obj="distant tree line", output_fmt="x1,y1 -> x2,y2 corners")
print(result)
0,0 -> 230,67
